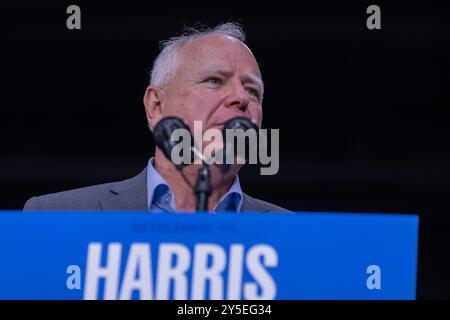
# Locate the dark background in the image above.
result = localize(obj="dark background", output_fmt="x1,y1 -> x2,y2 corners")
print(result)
1,1 -> 449,299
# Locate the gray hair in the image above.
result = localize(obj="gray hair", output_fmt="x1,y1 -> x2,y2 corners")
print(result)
150,22 -> 247,86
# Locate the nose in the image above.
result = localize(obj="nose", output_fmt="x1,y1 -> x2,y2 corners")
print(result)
224,82 -> 250,112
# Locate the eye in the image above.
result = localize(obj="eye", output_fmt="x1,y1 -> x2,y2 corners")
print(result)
204,77 -> 223,85
246,87 -> 260,99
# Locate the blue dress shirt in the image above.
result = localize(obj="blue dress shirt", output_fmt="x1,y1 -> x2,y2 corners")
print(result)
146,158 -> 243,212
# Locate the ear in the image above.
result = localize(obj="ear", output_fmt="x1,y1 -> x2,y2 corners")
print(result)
143,85 -> 165,129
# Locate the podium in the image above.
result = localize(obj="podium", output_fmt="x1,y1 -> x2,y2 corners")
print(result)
0,211 -> 418,299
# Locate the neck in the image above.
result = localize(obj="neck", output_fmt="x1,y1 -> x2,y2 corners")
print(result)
153,149 -> 238,212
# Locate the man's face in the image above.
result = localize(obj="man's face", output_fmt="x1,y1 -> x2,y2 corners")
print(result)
157,35 -> 263,140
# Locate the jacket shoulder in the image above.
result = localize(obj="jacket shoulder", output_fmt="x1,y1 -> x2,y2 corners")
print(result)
23,168 -> 147,211
242,193 -> 292,213
23,181 -> 119,211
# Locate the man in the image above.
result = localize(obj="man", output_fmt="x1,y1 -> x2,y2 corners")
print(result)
23,22 -> 288,213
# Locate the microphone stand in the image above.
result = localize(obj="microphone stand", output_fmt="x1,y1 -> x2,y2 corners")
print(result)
194,163 -> 212,212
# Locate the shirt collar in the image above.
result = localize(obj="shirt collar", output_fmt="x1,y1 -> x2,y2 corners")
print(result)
146,157 -> 243,212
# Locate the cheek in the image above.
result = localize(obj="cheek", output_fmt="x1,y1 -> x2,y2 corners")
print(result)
187,90 -> 222,120
162,89 -> 192,118
166,89 -> 221,130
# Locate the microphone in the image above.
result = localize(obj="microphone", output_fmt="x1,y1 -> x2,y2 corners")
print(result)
152,116 -> 258,212
219,117 -> 259,174
223,117 -> 259,132
152,116 -> 193,170
152,116 -> 212,212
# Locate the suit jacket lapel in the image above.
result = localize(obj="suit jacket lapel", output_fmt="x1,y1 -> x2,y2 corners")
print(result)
99,168 -> 148,211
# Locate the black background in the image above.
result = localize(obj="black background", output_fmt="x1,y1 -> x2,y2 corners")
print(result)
1,1 -> 449,299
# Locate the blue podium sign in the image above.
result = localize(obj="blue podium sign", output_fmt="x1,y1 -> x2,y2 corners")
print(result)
0,211 -> 418,300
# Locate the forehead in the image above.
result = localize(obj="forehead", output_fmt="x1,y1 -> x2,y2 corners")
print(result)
177,35 -> 261,77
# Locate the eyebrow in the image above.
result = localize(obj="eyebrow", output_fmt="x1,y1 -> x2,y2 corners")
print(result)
197,66 -> 264,94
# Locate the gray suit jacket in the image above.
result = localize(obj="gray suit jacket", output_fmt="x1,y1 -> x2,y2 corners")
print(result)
23,168 -> 289,212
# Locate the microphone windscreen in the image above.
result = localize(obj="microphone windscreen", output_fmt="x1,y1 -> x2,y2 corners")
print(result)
220,117 -> 259,174
152,117 -> 193,168
223,117 -> 259,132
